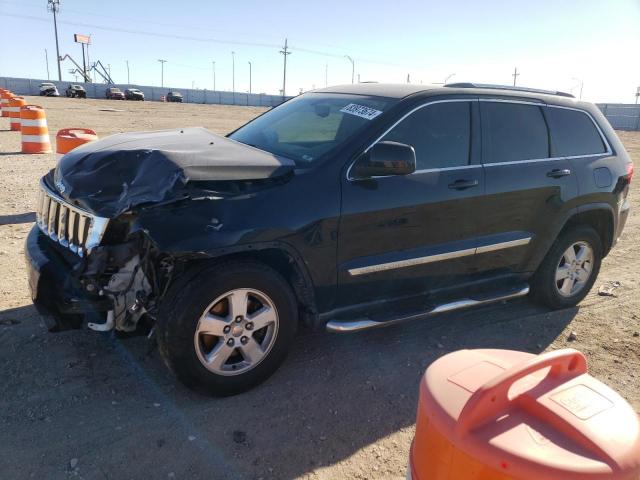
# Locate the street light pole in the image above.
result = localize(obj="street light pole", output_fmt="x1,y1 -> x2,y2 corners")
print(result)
231,51 -> 235,104
444,73 -> 455,84
248,61 -> 252,94
44,49 -> 50,80
572,77 -> 584,100
345,55 -> 354,84
47,0 -> 62,81
212,61 -> 216,91
158,59 -> 167,87
126,60 -> 130,84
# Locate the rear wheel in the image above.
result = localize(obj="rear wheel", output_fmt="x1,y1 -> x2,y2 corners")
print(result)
531,226 -> 602,309
157,261 -> 298,396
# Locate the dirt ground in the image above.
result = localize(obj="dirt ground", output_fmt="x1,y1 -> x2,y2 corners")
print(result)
0,96 -> 638,480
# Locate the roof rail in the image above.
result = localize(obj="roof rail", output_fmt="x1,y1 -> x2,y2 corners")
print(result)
444,82 -> 575,98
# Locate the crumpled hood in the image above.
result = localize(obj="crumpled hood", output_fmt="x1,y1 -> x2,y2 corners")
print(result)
54,127 -> 295,218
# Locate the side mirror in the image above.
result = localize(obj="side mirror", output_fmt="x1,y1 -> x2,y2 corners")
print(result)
351,141 -> 416,179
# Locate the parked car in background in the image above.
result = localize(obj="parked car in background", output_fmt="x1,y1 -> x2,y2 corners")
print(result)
105,87 -> 125,100
125,88 -> 145,101
166,91 -> 183,102
39,83 -> 60,97
65,84 -> 86,98
26,83 -> 632,396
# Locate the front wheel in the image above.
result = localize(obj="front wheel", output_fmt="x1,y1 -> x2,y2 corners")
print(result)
531,226 -> 603,310
156,261 -> 298,396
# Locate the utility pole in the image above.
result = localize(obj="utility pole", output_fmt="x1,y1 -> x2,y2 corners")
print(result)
231,51 -> 235,103
345,55 -> 354,84
47,0 -> 62,81
248,61 -> 252,94
211,61 -> 216,91
406,73 -> 410,84
280,38 -> 291,99
158,59 -> 167,87
126,60 -> 130,84
635,86 -> 639,105
44,49 -> 50,80
512,67 -> 520,86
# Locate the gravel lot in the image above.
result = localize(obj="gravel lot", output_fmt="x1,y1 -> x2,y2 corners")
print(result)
0,96 -> 638,480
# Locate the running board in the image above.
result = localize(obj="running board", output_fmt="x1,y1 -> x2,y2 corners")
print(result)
325,285 -> 530,333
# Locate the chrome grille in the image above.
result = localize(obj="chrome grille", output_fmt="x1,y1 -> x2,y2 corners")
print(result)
36,179 -> 109,256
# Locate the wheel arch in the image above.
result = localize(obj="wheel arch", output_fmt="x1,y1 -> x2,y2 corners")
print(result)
168,242 -> 318,328
561,203 -> 615,256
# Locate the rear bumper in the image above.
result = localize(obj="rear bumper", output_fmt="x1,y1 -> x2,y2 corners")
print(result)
25,225 -> 112,330
614,198 -> 631,246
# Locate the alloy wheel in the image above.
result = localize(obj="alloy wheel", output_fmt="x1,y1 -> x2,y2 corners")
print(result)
193,288 -> 279,376
554,241 -> 594,297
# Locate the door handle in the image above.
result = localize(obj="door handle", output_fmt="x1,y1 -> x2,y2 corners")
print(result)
547,168 -> 571,178
448,179 -> 479,190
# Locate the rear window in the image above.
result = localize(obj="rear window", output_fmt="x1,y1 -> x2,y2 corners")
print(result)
545,107 -> 606,157
482,102 -> 549,163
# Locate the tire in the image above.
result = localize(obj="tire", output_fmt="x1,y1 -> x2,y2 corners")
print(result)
531,226 -> 603,310
156,260 -> 298,396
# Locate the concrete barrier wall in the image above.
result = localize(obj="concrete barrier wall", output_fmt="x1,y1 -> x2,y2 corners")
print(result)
597,103 -> 640,131
0,76 -> 290,108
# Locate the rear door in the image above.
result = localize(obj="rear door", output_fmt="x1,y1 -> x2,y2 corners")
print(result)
474,99 -> 578,276
336,99 -> 484,306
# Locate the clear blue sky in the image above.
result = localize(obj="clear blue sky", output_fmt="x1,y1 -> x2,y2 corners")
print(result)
1,0 -> 639,102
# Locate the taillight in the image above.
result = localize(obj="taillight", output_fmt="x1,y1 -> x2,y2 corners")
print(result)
627,162 -> 634,183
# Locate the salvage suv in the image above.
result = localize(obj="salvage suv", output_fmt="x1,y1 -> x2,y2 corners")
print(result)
26,83 -> 633,395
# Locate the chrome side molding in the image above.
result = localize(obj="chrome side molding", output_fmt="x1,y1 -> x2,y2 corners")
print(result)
348,237 -> 531,277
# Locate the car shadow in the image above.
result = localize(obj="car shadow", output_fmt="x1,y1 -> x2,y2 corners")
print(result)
1,299 -> 577,479
0,212 -> 35,226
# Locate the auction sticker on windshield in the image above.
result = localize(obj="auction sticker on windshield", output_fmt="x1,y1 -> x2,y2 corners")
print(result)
340,103 -> 383,120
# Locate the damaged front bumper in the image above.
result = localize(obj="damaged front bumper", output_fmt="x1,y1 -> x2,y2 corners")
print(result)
25,225 -> 113,331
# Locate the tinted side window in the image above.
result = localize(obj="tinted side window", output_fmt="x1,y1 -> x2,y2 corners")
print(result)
381,102 -> 471,169
482,102 -> 549,163
545,107 -> 606,156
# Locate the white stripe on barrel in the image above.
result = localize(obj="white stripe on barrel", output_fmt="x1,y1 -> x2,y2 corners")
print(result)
21,134 -> 51,143
20,118 -> 48,127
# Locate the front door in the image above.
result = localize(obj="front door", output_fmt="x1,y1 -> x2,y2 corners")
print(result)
336,99 -> 484,306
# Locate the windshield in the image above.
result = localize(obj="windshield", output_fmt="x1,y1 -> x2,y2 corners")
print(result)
229,93 -> 393,165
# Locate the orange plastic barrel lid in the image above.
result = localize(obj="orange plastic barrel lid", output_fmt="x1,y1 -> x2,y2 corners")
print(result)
411,349 -> 640,480
56,128 -> 98,154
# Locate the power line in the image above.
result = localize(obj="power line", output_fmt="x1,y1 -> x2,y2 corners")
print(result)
0,12 -> 421,70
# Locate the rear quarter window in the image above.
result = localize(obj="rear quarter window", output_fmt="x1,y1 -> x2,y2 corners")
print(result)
481,102 -> 549,163
545,107 -> 606,157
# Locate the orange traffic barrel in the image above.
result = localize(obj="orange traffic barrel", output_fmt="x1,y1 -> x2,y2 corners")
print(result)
56,128 -> 98,154
8,96 -> 27,130
0,89 -> 13,117
20,105 -> 51,154
410,348 -> 640,480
